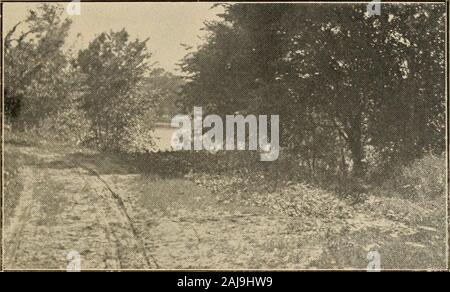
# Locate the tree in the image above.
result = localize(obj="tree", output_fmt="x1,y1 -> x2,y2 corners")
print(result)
76,29 -> 155,151
143,68 -> 185,122
181,3 -> 445,179
4,4 -> 73,130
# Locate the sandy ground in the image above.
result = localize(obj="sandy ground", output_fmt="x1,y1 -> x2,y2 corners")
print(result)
4,145 -> 325,269
3,143 -> 447,270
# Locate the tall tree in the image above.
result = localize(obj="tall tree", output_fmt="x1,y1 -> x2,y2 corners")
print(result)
76,29 -> 154,151
181,3 -> 445,178
4,4 -> 72,129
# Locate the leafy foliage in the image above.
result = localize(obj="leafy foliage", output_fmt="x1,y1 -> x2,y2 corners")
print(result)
4,4 -> 73,129
144,69 -> 185,122
181,3 -> 446,180
75,29 -> 155,151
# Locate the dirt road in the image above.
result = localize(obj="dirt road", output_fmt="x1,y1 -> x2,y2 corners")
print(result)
3,143 -> 446,270
4,144 -> 325,269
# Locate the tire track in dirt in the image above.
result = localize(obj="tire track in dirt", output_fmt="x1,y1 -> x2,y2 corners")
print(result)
4,153 -> 124,269
66,160 -> 158,269
5,145 -> 156,269
3,167 -> 37,268
66,165 -> 125,269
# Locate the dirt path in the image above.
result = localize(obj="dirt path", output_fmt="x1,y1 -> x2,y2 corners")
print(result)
4,144 -> 444,270
4,146 -> 154,269
4,145 -> 325,269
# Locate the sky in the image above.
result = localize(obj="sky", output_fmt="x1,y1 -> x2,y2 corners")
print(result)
3,2 -> 224,73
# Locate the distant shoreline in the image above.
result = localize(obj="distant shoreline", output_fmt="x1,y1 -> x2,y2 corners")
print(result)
154,122 -> 173,128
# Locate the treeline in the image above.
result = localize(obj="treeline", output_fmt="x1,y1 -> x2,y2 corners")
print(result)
180,3 -> 446,180
4,3 -> 446,183
4,4 -> 183,151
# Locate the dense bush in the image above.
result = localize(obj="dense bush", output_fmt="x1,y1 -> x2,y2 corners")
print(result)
382,154 -> 446,200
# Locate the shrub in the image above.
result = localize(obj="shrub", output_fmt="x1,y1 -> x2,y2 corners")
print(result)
385,154 -> 446,200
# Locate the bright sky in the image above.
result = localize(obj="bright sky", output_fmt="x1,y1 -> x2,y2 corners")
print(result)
3,2 -> 224,73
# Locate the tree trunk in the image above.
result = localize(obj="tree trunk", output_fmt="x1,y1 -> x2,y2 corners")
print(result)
348,124 -> 364,178
346,107 -> 365,178
351,146 -> 364,178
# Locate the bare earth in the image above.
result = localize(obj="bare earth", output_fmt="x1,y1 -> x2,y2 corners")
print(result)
3,143 -> 446,270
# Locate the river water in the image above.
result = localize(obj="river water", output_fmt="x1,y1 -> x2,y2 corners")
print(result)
150,124 -> 177,152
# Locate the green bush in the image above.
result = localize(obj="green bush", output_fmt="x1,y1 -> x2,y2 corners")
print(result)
386,154 -> 446,200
